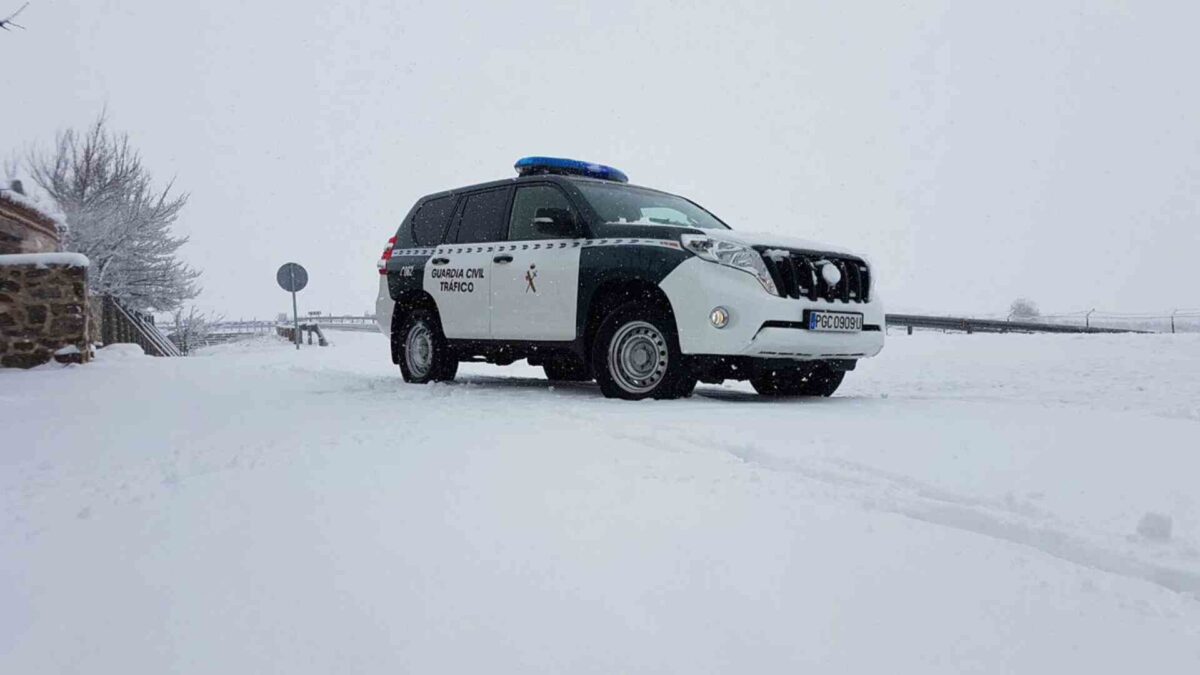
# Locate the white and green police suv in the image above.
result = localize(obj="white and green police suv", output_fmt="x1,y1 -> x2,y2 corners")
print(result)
375,157 -> 884,400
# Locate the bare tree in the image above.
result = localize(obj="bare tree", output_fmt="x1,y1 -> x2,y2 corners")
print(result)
28,115 -> 200,312
1009,297 -> 1040,319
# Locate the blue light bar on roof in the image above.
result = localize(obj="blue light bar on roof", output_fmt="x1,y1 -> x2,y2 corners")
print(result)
514,156 -> 629,183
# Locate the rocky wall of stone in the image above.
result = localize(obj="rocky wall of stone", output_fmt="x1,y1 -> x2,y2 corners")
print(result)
0,263 -> 91,368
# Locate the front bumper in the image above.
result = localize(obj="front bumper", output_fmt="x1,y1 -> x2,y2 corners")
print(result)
659,257 -> 885,360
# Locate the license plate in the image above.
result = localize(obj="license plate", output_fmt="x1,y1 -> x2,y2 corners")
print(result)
807,310 -> 863,332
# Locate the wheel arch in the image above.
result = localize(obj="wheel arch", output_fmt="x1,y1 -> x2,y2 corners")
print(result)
580,277 -> 677,356
390,290 -> 440,364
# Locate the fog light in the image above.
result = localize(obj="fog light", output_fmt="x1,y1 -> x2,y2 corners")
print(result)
709,306 -> 730,329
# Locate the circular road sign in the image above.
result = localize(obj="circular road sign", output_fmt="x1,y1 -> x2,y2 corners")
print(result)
276,262 -> 309,293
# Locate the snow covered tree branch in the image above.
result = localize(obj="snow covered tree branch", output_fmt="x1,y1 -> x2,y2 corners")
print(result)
27,115 -> 200,312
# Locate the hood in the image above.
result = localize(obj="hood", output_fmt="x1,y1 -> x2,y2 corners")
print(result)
707,230 -> 860,257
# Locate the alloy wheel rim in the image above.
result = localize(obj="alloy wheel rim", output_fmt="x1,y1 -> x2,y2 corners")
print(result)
608,320 -> 668,394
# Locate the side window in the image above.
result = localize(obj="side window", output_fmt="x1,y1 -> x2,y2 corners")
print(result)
454,189 -> 511,243
508,185 -> 578,241
393,220 -> 417,248
411,196 -> 456,246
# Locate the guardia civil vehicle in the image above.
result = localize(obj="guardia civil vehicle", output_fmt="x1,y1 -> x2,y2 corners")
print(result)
375,157 -> 884,400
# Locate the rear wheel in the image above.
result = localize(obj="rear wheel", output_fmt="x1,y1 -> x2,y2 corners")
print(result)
750,362 -> 845,397
397,309 -> 458,383
543,356 -> 592,382
592,302 -> 695,400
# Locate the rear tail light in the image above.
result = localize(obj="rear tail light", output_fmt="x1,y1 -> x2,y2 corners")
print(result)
379,236 -> 397,275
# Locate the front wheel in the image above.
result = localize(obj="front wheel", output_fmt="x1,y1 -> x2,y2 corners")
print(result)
750,362 -> 845,397
591,302 -> 695,400
397,309 -> 458,383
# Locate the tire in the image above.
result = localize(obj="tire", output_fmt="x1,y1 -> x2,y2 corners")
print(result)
661,370 -> 698,399
543,356 -> 592,382
750,362 -> 845,397
396,308 -> 458,383
591,301 -> 695,400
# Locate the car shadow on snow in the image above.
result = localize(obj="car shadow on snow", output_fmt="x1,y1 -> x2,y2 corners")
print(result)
691,389 -> 860,404
451,374 -> 600,398
447,375 -> 863,405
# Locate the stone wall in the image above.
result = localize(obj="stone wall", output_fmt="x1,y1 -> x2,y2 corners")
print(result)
0,255 -> 91,368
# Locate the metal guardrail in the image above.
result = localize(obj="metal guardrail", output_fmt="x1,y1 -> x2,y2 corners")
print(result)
885,314 -> 1147,335
303,316 -> 380,333
207,320 -> 277,334
308,313 -> 1155,336
167,320 -> 276,352
201,313 -> 1151,346
308,313 -> 1146,335
173,317 -> 376,351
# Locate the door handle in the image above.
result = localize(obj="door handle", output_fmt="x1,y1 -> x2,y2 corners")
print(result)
431,257 -> 450,265
493,255 -> 513,264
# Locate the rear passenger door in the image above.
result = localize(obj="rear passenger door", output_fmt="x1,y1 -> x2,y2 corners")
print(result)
426,188 -> 511,339
490,184 -> 583,341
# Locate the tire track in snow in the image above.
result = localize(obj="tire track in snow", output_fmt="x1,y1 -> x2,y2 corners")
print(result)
696,437 -> 1200,599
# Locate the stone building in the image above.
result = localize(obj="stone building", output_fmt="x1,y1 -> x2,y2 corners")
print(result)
0,181 -> 62,255
0,182 -> 92,368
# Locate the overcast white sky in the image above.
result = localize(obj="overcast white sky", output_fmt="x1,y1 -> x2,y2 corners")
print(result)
4,0 -> 1198,318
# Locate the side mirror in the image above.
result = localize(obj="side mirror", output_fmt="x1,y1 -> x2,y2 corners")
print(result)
532,207 -> 576,237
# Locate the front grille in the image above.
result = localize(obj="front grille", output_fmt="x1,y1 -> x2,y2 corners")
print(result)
756,247 -> 871,303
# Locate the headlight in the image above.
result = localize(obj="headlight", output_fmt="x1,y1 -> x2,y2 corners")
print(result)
680,234 -> 779,296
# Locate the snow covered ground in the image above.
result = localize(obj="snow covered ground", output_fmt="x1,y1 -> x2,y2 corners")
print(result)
3,330 -> 1199,673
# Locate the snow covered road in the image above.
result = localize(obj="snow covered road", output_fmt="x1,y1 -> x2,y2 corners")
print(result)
3,331 -> 1199,673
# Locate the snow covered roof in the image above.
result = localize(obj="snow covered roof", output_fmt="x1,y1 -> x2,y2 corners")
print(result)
0,251 -> 90,268
0,189 -> 65,236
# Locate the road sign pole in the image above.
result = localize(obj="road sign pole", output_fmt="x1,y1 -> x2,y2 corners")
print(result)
277,262 -> 309,350
290,267 -> 300,350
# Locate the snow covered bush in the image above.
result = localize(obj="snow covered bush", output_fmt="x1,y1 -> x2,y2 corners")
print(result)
170,306 -> 223,355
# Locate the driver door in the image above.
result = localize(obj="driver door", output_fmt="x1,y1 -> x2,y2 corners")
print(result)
489,184 -> 583,341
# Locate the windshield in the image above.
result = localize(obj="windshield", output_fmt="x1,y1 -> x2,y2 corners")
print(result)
574,182 -> 730,230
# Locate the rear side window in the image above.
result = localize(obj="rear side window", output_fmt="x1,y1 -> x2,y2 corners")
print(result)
454,189 -> 511,243
410,196 -> 457,246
